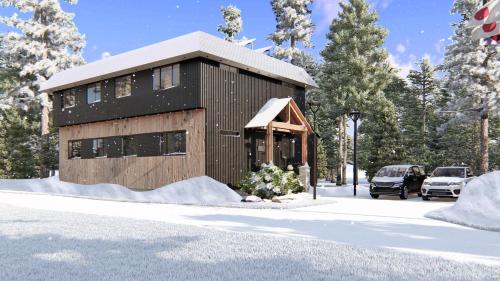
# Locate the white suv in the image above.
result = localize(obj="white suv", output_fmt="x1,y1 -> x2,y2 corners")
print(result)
421,167 -> 474,200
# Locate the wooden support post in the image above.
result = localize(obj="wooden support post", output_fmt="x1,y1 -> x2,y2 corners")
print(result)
266,123 -> 273,164
301,131 -> 308,165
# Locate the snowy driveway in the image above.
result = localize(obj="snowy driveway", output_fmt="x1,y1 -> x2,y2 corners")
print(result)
1,189 -> 500,268
1,203 -> 499,281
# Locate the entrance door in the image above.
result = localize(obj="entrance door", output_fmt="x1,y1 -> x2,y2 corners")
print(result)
249,131 -> 296,171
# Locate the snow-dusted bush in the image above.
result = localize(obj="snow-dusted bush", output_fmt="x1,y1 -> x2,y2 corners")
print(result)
238,163 -> 304,199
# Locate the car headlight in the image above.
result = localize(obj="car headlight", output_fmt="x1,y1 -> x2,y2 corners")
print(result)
449,181 -> 463,186
423,181 -> 430,186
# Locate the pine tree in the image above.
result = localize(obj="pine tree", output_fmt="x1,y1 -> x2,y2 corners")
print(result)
358,95 -> 403,180
405,58 -> 440,169
441,0 -> 499,173
316,138 -> 329,178
1,0 -> 85,177
0,107 -> 41,179
268,0 -> 314,64
217,5 -> 243,42
0,0 -> 85,130
319,0 -> 394,182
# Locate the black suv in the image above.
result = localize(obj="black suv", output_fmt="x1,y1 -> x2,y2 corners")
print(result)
370,165 -> 427,200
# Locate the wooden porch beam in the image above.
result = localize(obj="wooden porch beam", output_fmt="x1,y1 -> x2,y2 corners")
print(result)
301,131 -> 308,165
271,121 -> 306,132
266,123 -> 273,163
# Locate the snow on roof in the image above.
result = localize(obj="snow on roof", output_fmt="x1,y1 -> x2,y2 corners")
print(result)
245,98 -> 292,129
40,31 -> 317,92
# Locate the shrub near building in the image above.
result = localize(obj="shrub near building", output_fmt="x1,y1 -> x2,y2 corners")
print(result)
238,164 -> 304,199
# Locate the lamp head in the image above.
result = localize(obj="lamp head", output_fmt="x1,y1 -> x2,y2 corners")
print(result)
350,110 -> 361,122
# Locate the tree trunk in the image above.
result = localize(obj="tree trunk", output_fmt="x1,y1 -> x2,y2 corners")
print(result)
342,115 -> 347,185
337,115 -> 343,185
290,35 -> 296,65
479,99 -> 489,175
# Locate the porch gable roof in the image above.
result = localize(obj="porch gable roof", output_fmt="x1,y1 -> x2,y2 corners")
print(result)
245,98 -> 313,134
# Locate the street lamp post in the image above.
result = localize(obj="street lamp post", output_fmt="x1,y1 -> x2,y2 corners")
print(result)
307,100 -> 321,200
349,110 -> 360,196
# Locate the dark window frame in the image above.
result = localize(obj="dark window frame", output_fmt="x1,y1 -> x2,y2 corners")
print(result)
153,64 -> 180,91
87,82 -> 102,104
92,138 -> 107,158
160,130 -> 187,156
68,140 -> 82,159
62,89 -> 76,109
220,130 -> 240,138
115,75 -> 132,98
121,136 -> 138,157
219,63 -> 238,74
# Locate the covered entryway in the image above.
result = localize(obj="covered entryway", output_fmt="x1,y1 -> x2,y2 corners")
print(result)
245,98 -> 314,169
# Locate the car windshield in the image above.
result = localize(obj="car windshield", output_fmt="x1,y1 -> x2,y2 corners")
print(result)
375,166 -> 407,177
432,168 -> 465,178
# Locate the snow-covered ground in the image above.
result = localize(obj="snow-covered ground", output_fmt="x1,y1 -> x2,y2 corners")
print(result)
0,176 -> 242,205
1,203 -> 499,281
1,184 -> 500,267
427,171 -> 500,232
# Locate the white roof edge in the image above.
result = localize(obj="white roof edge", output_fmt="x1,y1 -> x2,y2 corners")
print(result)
40,31 -> 317,92
245,98 -> 292,129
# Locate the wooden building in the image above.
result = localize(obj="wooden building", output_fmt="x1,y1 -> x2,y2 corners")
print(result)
41,31 -> 317,189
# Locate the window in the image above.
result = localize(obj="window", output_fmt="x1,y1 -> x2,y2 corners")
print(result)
62,89 -> 76,109
122,136 -> 137,156
87,83 -> 101,104
160,131 -> 186,155
115,76 -> 132,98
220,63 -> 238,73
153,64 -> 180,90
68,140 -> 82,159
92,138 -> 106,158
220,130 -> 240,137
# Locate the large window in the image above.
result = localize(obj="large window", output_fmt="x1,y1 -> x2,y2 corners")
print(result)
62,89 -> 76,109
115,75 -> 132,98
153,64 -> 180,90
92,138 -> 106,158
87,82 -> 101,104
68,140 -> 82,159
160,131 -> 186,155
122,136 -> 137,157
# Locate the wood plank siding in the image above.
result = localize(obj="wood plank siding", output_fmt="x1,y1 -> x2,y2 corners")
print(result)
59,109 -> 205,189
199,59 -> 308,186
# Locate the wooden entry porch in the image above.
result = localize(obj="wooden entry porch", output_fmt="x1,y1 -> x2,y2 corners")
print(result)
245,98 -> 313,167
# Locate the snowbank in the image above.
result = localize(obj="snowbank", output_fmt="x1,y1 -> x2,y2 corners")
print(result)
0,176 -> 242,205
426,171 -> 500,232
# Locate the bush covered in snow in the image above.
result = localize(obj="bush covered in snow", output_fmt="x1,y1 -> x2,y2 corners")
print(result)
238,164 -> 304,199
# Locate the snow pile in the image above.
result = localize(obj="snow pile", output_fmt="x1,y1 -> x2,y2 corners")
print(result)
0,176 -> 242,205
426,171 -> 500,232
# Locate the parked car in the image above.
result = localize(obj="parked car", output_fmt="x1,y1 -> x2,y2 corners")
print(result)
421,166 -> 474,200
370,165 -> 426,200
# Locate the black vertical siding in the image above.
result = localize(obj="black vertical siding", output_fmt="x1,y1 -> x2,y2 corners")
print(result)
52,59 -> 202,127
200,59 -> 307,186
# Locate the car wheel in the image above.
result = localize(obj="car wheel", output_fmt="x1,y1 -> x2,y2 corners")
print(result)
370,194 -> 379,199
422,196 -> 430,201
400,186 -> 409,200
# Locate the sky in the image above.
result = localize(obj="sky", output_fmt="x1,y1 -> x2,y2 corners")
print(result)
0,0 -> 461,78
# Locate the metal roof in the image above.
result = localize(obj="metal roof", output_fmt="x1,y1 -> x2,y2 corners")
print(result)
40,31 -> 318,92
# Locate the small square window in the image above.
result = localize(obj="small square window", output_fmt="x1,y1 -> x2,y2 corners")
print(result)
68,140 -> 82,159
87,83 -> 101,104
153,64 -> 180,90
115,76 -> 132,98
160,131 -> 186,155
92,138 -> 106,158
63,89 -> 76,109
122,136 -> 137,157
